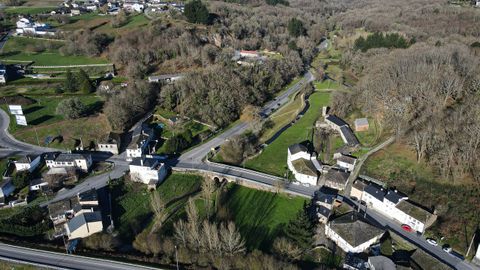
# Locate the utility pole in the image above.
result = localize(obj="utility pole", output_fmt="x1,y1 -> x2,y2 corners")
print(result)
466,232 -> 476,257
34,126 -> 40,146
175,245 -> 179,270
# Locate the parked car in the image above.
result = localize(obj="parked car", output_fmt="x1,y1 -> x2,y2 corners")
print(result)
442,245 -> 452,253
350,196 -> 358,201
401,224 -> 413,232
426,238 -> 438,246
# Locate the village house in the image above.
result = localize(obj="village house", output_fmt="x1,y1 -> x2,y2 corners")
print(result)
350,178 -> 368,201
321,169 -> 349,191
29,178 -> 48,191
16,17 -> 56,36
65,211 -> 103,239
325,212 -> 384,253
129,157 -> 168,189
325,114 -> 360,147
0,179 -> 15,205
14,155 -> 42,173
123,1 -> 145,12
354,118 -> 369,132
362,183 -> 435,233
45,153 -> 92,172
126,125 -> 156,161
335,154 -> 357,172
98,132 -> 121,155
368,256 -> 396,270
314,187 -> 338,223
287,144 -> 322,186
0,64 -> 7,84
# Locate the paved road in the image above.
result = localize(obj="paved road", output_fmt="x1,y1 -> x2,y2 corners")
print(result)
343,197 -> 478,270
179,70 -> 314,163
0,243 -> 164,270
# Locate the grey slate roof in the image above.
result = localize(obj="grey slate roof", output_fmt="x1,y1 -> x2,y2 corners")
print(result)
55,153 -> 90,162
354,118 -> 369,127
68,212 -> 102,234
338,154 -> 357,165
329,212 -> 384,248
324,169 -> 349,185
44,152 -> 59,161
130,157 -> 159,168
288,144 -> 308,155
340,126 -> 360,146
78,189 -> 97,203
17,154 -> 40,164
326,115 -> 348,127
384,189 -> 407,204
368,256 -> 396,270
364,184 -> 385,201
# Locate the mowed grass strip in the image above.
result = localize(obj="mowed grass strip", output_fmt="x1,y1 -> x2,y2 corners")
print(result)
0,37 -> 109,66
4,6 -> 56,15
259,92 -> 305,143
112,173 -> 202,241
223,184 -> 307,250
245,91 -> 331,176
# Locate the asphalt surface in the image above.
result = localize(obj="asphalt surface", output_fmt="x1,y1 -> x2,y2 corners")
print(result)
0,243 -> 163,270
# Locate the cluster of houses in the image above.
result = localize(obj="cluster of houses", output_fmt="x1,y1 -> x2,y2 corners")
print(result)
16,17 -> 55,37
61,0 -> 184,15
47,188 -> 105,239
231,50 -> 267,66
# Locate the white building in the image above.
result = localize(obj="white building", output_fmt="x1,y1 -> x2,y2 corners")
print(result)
362,184 -> 435,233
148,73 -> 184,84
14,155 -> 42,172
0,64 -> 7,84
126,125 -> 156,161
98,132 -> 120,155
45,153 -> 92,172
474,243 -> 480,265
129,157 -> 167,188
16,18 -> 55,36
325,212 -> 384,253
336,154 -> 357,172
29,178 -> 48,191
0,180 -> 15,205
287,144 -> 322,186
65,212 -> 103,239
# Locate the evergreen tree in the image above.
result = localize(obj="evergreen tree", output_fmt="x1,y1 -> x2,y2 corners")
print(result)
76,69 -> 93,94
283,205 -> 314,249
184,0 -> 209,24
287,18 -> 306,37
64,69 -> 77,92
12,171 -> 31,190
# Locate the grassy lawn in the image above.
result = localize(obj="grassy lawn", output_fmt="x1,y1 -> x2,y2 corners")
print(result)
220,184 -> 307,250
245,91 -> 331,176
3,95 -> 101,132
60,13 -> 149,35
259,91 -> 305,143
4,6 -> 56,15
362,142 -> 480,252
0,37 -> 109,66
313,80 -> 341,91
111,173 -> 202,242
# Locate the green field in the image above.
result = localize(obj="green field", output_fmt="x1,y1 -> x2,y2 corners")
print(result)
313,80 -> 341,91
245,91 -> 331,176
0,37 -> 109,66
221,184 -> 307,250
259,91 -> 305,143
111,173 -> 202,241
4,6 -> 56,15
60,13 -> 149,34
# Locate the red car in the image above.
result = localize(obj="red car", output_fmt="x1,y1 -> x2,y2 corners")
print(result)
401,224 -> 413,232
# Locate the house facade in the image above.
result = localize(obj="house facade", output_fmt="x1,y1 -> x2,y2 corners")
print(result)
65,212 -> 103,239
322,169 -> 349,191
126,125 -> 156,161
362,184 -> 435,233
336,154 -> 357,172
14,155 -> 42,172
325,213 -> 384,253
0,180 -> 15,205
46,153 -> 92,172
98,132 -> 120,155
287,144 -> 322,186
129,157 -> 168,187
354,118 -> 369,132
0,64 -> 7,84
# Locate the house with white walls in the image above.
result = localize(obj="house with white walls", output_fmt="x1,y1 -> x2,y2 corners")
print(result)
129,157 -> 167,188
287,144 -> 322,186
325,212 -> 384,253
14,155 -> 42,172
45,153 -> 92,172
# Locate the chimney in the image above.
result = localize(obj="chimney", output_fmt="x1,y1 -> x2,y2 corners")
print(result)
140,159 -> 143,166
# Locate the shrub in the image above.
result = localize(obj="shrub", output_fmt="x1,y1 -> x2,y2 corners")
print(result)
184,0 -> 209,24
288,18 -> 306,37
56,98 -> 88,119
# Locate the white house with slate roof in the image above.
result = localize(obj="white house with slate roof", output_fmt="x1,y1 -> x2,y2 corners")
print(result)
14,155 -> 42,172
325,115 -> 359,147
362,183 -> 435,232
336,154 -> 357,172
287,144 -> 322,186
325,212 -> 384,253
129,157 -> 167,187
46,153 -> 92,172
65,211 -> 103,239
